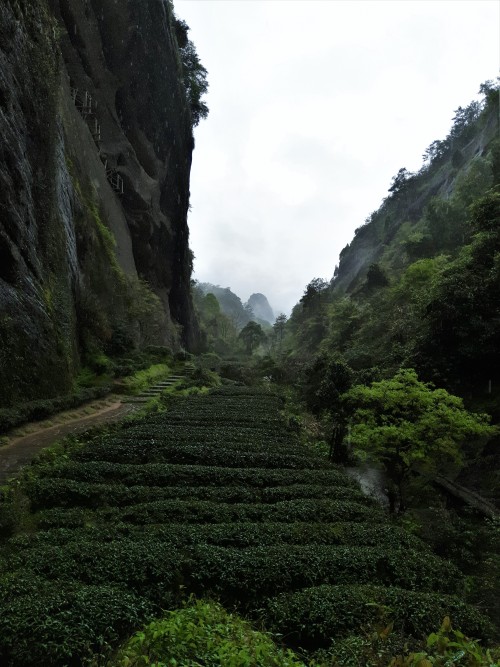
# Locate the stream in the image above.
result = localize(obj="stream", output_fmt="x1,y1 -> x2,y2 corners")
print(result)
345,462 -> 390,509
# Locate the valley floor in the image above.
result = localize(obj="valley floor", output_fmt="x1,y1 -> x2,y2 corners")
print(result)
0,386 -> 494,666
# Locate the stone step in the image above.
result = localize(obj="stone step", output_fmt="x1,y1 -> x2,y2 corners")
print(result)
122,372 -> 189,403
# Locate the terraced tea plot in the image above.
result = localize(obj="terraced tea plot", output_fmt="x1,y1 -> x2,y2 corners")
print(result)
0,387 -> 491,666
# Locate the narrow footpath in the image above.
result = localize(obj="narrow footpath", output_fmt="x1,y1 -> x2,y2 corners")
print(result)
0,401 -> 133,486
0,371 -> 186,486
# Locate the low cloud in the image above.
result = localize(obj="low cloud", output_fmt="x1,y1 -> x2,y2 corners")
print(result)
179,0 -> 499,314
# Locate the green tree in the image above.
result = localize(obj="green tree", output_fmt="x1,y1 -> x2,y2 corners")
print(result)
388,167 -> 414,194
273,313 -> 287,354
419,190 -> 500,391
303,354 -> 352,416
343,369 -> 495,512
303,355 -> 353,462
300,278 -> 329,312
173,17 -> 209,127
238,321 -> 266,355
286,279 -> 329,359
422,138 -> 450,165
365,263 -> 389,289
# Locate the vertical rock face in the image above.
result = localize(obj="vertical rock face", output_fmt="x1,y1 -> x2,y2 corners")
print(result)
0,0 -> 200,406
0,0 -> 76,403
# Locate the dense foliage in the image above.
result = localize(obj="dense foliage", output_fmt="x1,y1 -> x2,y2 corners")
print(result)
259,81 -> 500,641
276,82 -> 500,512
343,369 -> 495,510
282,82 -> 500,403
111,599 -> 308,667
0,387 -> 491,666
172,12 -> 209,127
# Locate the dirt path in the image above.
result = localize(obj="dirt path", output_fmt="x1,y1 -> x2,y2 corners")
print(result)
0,400 -> 136,485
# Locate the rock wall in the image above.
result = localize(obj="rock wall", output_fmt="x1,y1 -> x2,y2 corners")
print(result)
0,0 -> 200,406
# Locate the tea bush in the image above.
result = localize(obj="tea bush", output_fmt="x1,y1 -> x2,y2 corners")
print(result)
0,572 -> 153,667
9,520 -> 426,551
74,440 -> 327,468
109,599 -> 309,667
26,478 -> 370,510
33,460 -> 356,489
262,585 -> 493,649
0,385 -> 493,665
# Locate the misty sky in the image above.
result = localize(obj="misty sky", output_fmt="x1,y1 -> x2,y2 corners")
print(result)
177,0 -> 499,316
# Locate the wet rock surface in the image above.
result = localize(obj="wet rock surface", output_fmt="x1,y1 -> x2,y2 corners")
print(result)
0,0 -> 200,406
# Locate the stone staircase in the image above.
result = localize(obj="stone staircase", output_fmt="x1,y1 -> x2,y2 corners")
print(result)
0,364 -> 197,486
123,365 -> 194,404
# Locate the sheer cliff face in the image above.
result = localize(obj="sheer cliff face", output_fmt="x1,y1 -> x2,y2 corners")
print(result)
0,0 -> 199,405
52,0 -> 198,340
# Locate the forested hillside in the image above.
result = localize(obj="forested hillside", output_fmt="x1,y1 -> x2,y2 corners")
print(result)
261,83 -> 500,637
191,281 -> 274,359
285,82 -> 500,405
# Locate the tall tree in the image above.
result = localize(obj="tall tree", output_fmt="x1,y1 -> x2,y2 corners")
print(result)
273,313 -> 287,354
238,321 -> 266,355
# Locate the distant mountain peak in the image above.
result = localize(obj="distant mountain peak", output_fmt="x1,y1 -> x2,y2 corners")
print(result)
246,293 -> 274,325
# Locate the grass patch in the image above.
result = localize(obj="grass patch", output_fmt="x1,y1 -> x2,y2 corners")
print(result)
120,364 -> 171,395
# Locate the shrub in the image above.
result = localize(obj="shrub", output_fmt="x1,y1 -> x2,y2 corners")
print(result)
0,503 -> 16,539
178,366 -> 220,389
322,617 -> 500,666
0,572 -> 153,667
5,539 -> 181,604
34,460 -> 356,490
0,386 -> 112,435
88,498 -> 379,526
9,521 -> 426,552
26,478 -> 371,511
262,585 -> 493,649
185,545 -> 461,602
110,599 -> 308,667
74,441 -> 331,469
388,616 -> 500,667
5,541 -> 460,610
0,408 -> 27,434
120,363 -> 171,395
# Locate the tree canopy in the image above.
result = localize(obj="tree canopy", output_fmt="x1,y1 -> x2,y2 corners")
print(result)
173,15 -> 209,127
238,321 -> 266,355
343,369 -> 495,510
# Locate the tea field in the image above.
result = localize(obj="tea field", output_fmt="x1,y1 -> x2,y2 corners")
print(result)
0,387 -> 493,665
